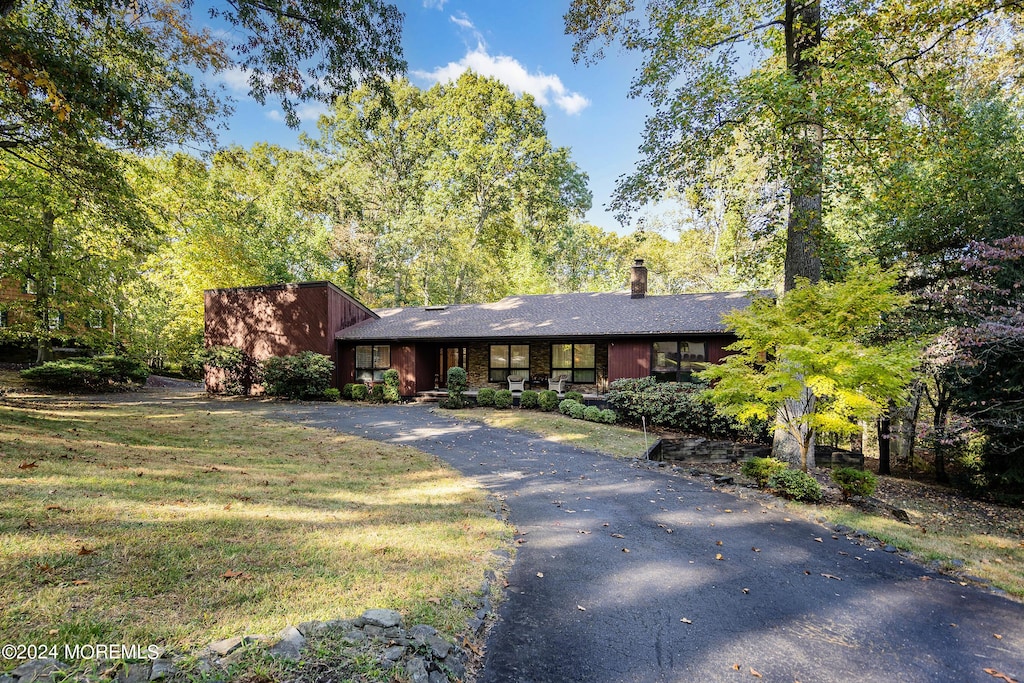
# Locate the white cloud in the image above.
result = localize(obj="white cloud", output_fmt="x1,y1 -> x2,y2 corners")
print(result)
265,109 -> 285,122
214,66 -> 252,94
413,44 -> 591,116
422,0 -> 448,9
264,101 -> 330,124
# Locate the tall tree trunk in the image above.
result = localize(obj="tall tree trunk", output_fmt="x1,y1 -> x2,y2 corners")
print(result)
774,0 -> 823,466
893,380 -> 923,468
877,411 -> 892,476
33,209 -> 56,363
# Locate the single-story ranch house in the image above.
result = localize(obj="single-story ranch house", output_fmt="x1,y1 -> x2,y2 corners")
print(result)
204,260 -> 768,397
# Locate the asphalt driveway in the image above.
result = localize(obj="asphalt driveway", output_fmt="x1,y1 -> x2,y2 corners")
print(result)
166,396 -> 1024,683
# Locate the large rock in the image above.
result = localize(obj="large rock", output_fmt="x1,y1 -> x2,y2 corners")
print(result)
10,660 -> 65,683
268,626 -> 305,661
360,609 -> 403,629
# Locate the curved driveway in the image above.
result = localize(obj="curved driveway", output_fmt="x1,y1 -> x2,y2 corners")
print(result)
200,399 -> 1023,683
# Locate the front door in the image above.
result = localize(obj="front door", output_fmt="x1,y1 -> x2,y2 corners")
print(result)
438,346 -> 467,388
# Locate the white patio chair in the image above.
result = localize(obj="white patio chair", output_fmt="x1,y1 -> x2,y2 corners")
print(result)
547,375 -> 566,393
508,376 -> 526,393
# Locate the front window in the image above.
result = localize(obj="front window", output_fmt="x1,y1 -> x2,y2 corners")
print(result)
652,340 -> 707,382
489,344 -> 529,382
355,344 -> 390,382
551,343 -> 596,383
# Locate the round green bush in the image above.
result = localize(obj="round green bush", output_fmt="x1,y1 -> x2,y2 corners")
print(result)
369,383 -> 385,403
477,387 -> 497,407
598,409 -> 617,424
520,389 -> 539,409
322,388 -> 340,402
569,401 -> 587,419
538,390 -> 559,412
350,383 -> 369,401
741,457 -> 790,487
559,398 -> 576,415
494,389 -> 514,409
342,383 -> 356,400
831,467 -> 878,501
262,351 -> 334,399
767,468 -> 823,502
382,368 -> 399,387
584,406 -> 602,422
446,366 -> 468,394
564,390 -> 584,403
20,356 -> 150,392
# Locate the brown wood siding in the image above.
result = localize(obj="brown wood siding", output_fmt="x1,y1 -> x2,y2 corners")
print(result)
391,344 -> 417,396
607,340 -> 650,381
415,344 -> 437,394
706,336 -> 733,364
337,343 -> 355,387
205,283 -> 374,389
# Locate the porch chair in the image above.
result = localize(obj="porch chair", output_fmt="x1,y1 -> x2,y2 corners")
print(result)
547,375 -> 567,394
507,376 -> 526,393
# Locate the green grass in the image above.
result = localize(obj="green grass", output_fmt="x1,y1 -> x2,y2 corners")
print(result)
446,407 -> 651,458
0,396 -> 510,668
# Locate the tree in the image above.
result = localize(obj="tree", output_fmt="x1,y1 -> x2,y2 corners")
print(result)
700,263 -> 920,470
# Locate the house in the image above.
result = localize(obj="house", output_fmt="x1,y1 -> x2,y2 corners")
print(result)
204,260 -> 767,397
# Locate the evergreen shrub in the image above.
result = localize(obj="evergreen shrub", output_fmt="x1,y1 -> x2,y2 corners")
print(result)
519,390 -> 539,409
262,351 -> 334,399
477,387 -> 496,407
494,389 -> 513,409
538,390 -> 559,412
831,467 -> 878,501
767,469 -> 823,502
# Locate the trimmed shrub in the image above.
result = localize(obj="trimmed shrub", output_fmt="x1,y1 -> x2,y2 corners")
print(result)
322,388 -> 340,402
605,376 -> 767,441
262,351 -> 334,399
342,383 -> 356,400
559,398 -> 576,415
831,467 -> 878,501
350,383 -> 369,401
741,457 -> 789,487
569,401 -> 587,419
440,366 -> 468,409
538,390 -> 559,412
583,406 -> 602,422
520,389 -> 539,409
767,469 -> 823,502
199,345 -> 260,395
369,383 -> 385,403
494,389 -> 513,409
20,356 -> 150,392
477,387 -> 497,407
598,409 -> 618,424
382,368 -> 401,403
564,390 -> 584,403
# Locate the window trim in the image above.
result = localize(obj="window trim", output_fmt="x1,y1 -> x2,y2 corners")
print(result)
651,340 -> 708,383
551,342 -> 596,384
488,343 -> 530,383
354,344 -> 391,382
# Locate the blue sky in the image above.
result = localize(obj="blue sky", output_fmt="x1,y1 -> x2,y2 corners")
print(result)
213,0 -> 653,235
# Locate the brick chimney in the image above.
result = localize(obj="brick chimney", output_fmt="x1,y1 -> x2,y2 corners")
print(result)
630,258 -> 647,299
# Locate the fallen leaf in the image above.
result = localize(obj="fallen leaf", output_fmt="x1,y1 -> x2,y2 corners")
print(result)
35,563 -> 53,573
821,573 -> 842,581
611,533 -> 625,539
993,634 -> 1003,640
752,547 -> 761,552
577,529 -> 591,535
814,537 -> 823,543
732,663 -> 740,671
750,668 -> 763,678
716,540 -> 723,546
715,554 -> 724,561
602,523 -> 609,527
77,546 -> 96,556
680,618 -> 692,624
536,572 -> 544,578
724,509 -> 733,513
19,461 -> 39,469
577,605 -> 586,611
427,597 -> 441,604
71,579 -> 90,586
742,588 -> 750,594
919,576 -> 933,582
622,548 -> 630,553
221,569 -> 245,579
983,668 -> 1018,683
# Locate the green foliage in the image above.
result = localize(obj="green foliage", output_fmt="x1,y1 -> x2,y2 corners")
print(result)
350,383 -> 369,401
741,457 -> 790,488
538,390 -> 560,412
369,383 -> 385,403
767,469 -> 823,503
701,263 -> 921,469
261,352 -> 334,400
583,406 -> 602,422
606,376 -> 757,440
519,389 -> 539,409
322,388 -> 340,402
382,368 -> 400,403
494,389 -> 513,409
476,387 -> 497,407
440,367 -> 468,409
200,345 -> 261,396
20,356 -> 150,392
830,468 -> 878,501
598,409 -> 618,424
564,390 -> 584,403
559,399 -> 587,420
342,383 -> 356,400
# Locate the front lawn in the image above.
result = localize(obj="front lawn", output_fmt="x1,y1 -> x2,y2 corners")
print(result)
0,394 -> 510,667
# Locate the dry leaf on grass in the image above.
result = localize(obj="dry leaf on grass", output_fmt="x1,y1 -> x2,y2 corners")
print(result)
71,580 -> 90,586
750,668 -> 763,678
221,569 -> 248,580
19,461 -> 39,469
77,546 -> 96,556
983,668 -> 1018,683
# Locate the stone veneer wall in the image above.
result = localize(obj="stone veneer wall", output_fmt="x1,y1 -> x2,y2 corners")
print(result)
465,340 -> 609,394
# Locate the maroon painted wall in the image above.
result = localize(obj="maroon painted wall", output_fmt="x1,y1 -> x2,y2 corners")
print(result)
608,340 -> 650,381
204,282 -> 374,390
391,344 -> 418,396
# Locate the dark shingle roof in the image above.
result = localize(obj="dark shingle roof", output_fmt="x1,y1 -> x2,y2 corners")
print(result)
334,290 -> 768,342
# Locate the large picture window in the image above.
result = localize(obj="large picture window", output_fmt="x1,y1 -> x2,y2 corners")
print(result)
652,340 -> 706,383
355,344 -> 390,382
551,343 -> 596,383
489,344 -> 529,382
